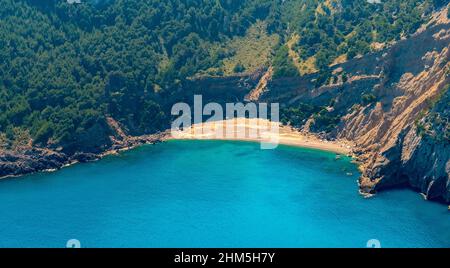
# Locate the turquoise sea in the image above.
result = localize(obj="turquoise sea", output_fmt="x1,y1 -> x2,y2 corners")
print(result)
0,140 -> 448,248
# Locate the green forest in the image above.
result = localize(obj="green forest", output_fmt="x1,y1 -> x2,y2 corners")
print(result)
0,0 -> 446,153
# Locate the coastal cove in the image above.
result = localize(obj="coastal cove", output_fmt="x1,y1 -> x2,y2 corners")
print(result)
1,0 -> 449,251
0,118 -> 353,180
0,140 -> 448,248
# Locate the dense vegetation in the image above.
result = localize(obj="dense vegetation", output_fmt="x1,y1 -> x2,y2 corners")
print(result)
0,0 -> 446,153
274,0 -> 439,78
274,0 -> 443,132
0,0 -> 272,153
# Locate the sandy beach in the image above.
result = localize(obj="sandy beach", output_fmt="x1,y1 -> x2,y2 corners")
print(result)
169,118 -> 353,155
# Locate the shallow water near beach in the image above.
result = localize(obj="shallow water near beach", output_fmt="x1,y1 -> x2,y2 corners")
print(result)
0,140 -> 448,248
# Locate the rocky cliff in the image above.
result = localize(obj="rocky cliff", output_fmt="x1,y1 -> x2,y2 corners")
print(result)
258,8 -> 450,203
340,16 -> 450,203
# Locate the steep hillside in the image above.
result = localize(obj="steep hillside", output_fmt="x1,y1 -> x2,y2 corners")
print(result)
259,7 -> 450,203
339,10 -> 450,203
0,0 -> 438,154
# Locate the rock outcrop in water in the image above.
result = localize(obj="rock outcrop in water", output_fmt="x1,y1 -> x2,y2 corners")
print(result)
0,117 -> 166,179
257,8 -> 450,203
340,16 -> 450,203
0,148 -> 68,178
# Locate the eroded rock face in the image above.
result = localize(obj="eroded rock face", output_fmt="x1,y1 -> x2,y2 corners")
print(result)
184,70 -> 264,104
367,125 -> 450,202
368,86 -> 450,202
343,22 -> 450,202
402,131 -> 449,202
260,15 -> 450,203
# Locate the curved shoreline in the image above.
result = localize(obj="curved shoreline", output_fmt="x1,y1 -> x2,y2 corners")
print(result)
0,119 -> 354,181
168,118 -> 355,155
2,120 -> 448,209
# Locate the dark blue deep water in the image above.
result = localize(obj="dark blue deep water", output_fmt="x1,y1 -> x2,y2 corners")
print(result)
0,140 -> 448,248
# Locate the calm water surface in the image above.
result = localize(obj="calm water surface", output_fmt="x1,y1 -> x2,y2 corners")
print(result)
0,140 -> 448,247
